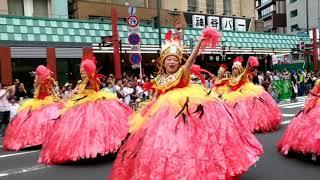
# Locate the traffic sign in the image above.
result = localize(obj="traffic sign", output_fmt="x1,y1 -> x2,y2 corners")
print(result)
128,33 -> 140,45
128,5 -> 137,15
127,15 -> 139,27
131,45 -> 140,51
128,27 -> 139,33
129,53 -> 142,64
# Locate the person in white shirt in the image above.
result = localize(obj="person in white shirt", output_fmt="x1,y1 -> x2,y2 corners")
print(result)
0,83 -> 13,137
63,83 -> 72,99
122,82 -> 134,106
136,80 -> 144,99
9,98 -> 20,121
258,72 -> 264,85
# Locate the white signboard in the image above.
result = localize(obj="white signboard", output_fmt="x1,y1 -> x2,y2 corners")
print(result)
207,16 -> 220,29
222,18 -> 233,30
131,45 -> 140,51
128,5 -> 136,15
235,19 -> 246,31
192,15 -> 206,28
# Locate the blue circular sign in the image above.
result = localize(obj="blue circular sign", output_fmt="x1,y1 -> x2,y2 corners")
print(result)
129,53 -> 142,64
128,33 -> 140,45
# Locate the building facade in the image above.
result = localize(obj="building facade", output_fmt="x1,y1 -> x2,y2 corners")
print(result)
286,0 -> 320,34
0,0 -> 68,18
256,0 -> 287,33
69,0 -> 256,30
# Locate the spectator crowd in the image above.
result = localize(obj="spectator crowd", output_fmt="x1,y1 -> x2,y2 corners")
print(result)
1,68 -> 320,136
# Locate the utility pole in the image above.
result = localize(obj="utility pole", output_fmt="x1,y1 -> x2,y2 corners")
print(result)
313,27 -> 318,72
306,0 -> 309,34
157,0 -> 161,48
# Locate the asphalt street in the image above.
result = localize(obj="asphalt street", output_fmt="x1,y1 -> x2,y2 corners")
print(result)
1,96 -> 319,180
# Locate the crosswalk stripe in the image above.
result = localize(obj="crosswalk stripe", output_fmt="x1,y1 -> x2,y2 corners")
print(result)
282,114 -> 295,117
282,104 -> 305,109
0,164 -> 49,177
278,101 -> 305,107
0,150 -> 39,158
281,120 -> 291,125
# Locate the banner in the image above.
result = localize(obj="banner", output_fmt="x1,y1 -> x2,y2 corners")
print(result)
273,80 -> 292,100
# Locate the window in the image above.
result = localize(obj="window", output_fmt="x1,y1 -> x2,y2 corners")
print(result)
8,0 -> 24,16
188,0 -> 197,12
291,24 -> 299,32
223,0 -> 231,15
33,0 -> 48,17
290,0 -> 297,3
206,0 -> 215,14
261,0 -> 271,5
290,9 -> 298,18
260,5 -> 274,17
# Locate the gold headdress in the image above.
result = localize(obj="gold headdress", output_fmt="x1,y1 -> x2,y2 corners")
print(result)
232,56 -> 244,73
157,30 -> 186,75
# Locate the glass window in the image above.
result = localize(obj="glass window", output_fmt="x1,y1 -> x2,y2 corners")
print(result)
206,0 -> 214,14
188,0 -> 197,12
223,0 -> 231,15
33,0 -> 48,17
8,0 -> 24,16
291,24 -> 299,32
290,0 -> 297,3
290,9 -> 298,18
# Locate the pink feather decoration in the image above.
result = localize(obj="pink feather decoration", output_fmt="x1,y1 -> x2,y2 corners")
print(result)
191,65 -> 215,86
200,27 -> 221,51
248,56 -> 259,67
165,30 -> 173,41
81,59 -> 97,77
35,65 -> 52,82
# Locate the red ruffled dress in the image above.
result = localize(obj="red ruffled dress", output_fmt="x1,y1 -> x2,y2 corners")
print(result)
38,85 -> 133,165
3,86 -> 63,151
223,76 -> 282,133
109,67 -> 263,180
278,80 -> 320,156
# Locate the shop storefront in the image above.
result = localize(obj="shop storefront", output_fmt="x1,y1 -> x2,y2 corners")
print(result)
0,15 -> 311,86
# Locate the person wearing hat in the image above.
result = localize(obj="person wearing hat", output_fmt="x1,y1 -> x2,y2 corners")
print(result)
223,56 -> 282,133
110,28 -> 262,180
3,65 -> 63,151
212,64 -> 230,96
39,57 -> 133,165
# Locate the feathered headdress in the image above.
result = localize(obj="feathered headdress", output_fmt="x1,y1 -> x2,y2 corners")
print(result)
219,64 -> 228,71
35,65 -> 52,82
157,30 -> 186,75
34,65 -> 54,99
81,58 -> 97,78
80,57 -> 105,92
232,56 -> 244,72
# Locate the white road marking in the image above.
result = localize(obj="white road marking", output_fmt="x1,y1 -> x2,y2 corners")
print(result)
0,150 -> 39,158
278,101 -> 305,107
0,164 -> 49,177
282,114 -> 295,117
282,104 -> 305,109
0,146 -> 3,148
281,120 -> 291,125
